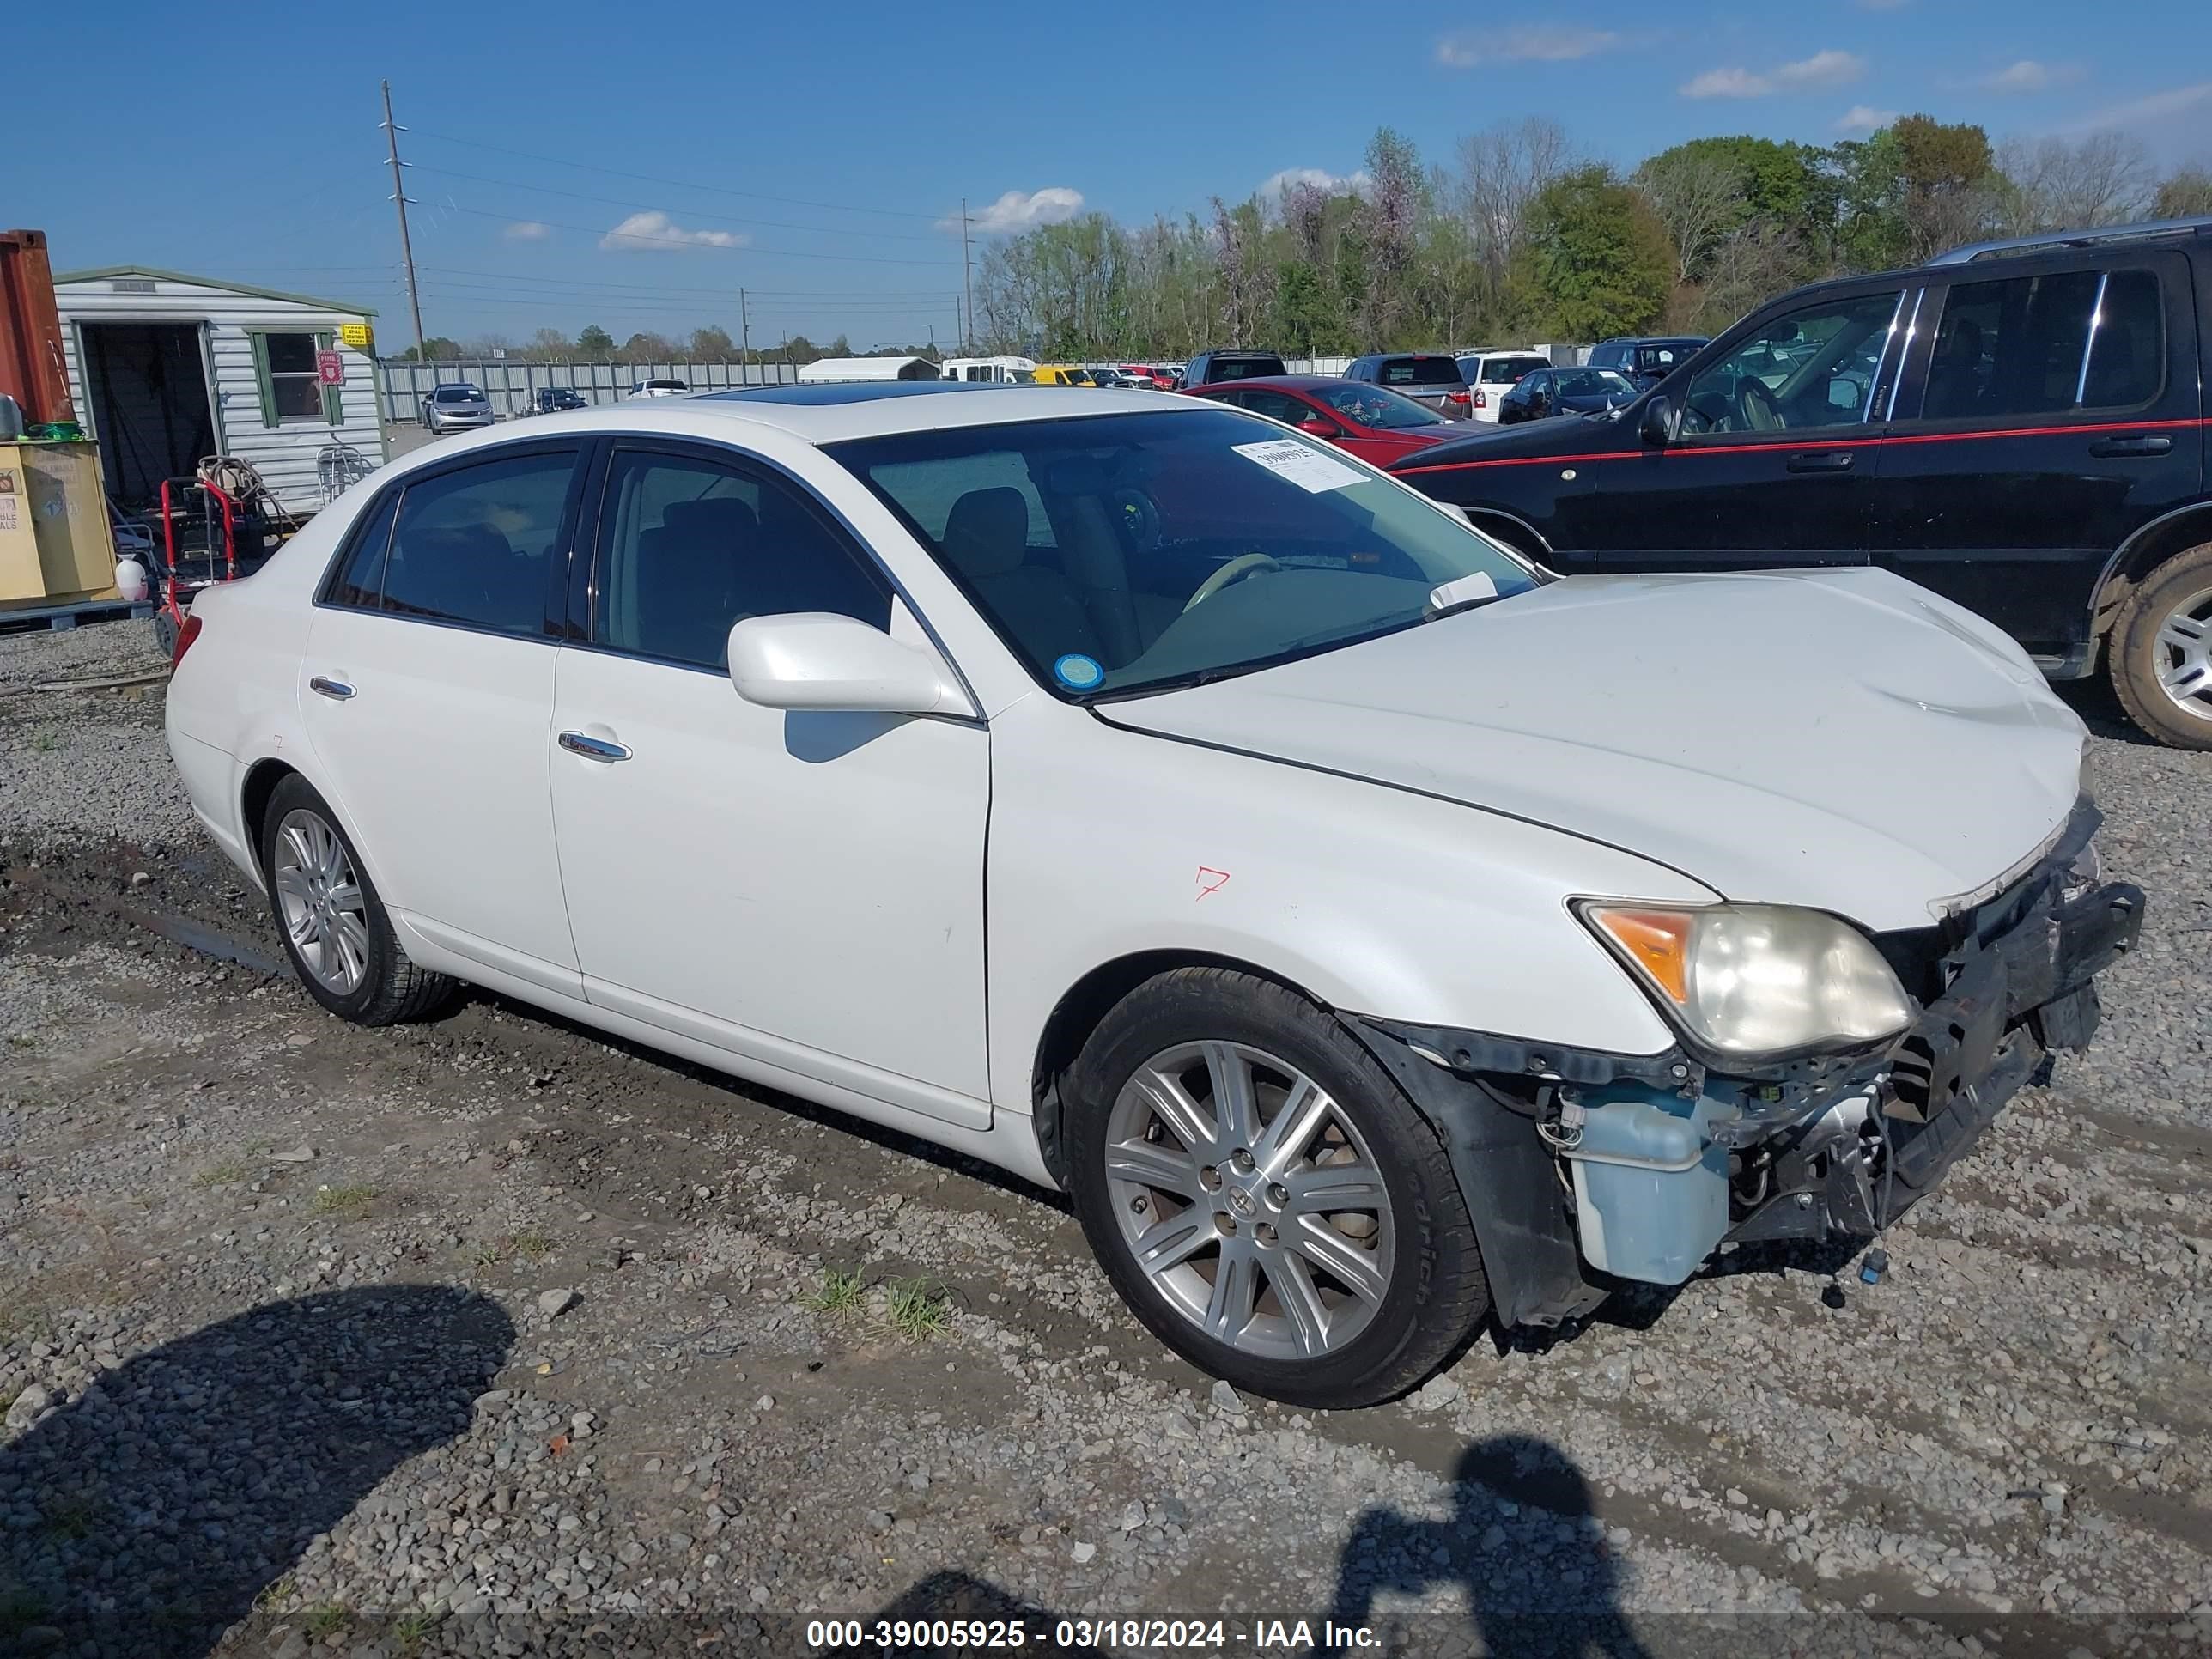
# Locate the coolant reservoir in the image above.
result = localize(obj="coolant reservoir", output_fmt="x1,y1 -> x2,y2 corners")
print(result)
1561,1085 -> 1735,1285
115,557 -> 149,602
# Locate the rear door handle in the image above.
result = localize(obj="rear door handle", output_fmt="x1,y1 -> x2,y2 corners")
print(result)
1786,450 -> 1856,472
558,730 -> 633,763
2089,434 -> 2173,458
308,676 -> 356,701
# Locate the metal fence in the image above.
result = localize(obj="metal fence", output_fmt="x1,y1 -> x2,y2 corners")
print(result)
374,359 -> 800,423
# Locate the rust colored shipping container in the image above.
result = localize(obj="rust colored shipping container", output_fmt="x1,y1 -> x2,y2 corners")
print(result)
0,230 -> 75,425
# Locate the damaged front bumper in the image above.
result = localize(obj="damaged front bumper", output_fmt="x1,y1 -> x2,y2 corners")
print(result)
1349,806 -> 2144,1329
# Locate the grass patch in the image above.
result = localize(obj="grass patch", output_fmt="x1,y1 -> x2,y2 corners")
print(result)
302,1601 -> 352,1638
195,1160 -> 250,1188
392,1607 -> 445,1652
40,1491 -> 102,1540
885,1277 -> 954,1341
30,732 -> 59,753
0,1585 -> 50,1637
472,1230 -> 552,1269
252,1574 -> 295,1615
800,1267 -> 866,1318
310,1184 -> 375,1221
5,1035 -> 33,1050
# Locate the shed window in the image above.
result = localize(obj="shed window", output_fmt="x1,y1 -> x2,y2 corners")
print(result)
266,332 -> 323,419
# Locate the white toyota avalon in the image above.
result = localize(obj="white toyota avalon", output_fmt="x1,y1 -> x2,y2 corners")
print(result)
163,383 -> 2142,1407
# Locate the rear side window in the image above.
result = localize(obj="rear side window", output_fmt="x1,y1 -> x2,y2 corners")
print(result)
1379,357 -> 1463,387
324,488 -> 401,609
378,450 -> 575,636
1477,356 -> 1545,383
1921,269 -> 2160,419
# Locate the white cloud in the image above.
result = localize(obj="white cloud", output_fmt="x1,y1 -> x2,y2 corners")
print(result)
1833,104 -> 1902,136
598,210 -> 745,252
1259,167 -> 1373,200
2056,78 -> 2212,137
1435,25 -> 1621,67
503,221 -> 550,240
1682,48 -> 1864,98
1975,59 -> 2083,94
940,188 -> 1085,234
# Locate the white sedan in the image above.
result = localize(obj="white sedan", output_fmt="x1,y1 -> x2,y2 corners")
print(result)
163,384 -> 2141,1407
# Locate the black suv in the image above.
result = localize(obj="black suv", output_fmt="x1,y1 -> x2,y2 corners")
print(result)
1342,354 -> 1474,419
1394,219 -> 2212,748
1587,337 -> 1707,386
1180,349 -> 1289,389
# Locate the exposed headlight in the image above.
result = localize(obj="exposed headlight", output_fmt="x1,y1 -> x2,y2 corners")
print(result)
1578,902 -> 1914,1059
2078,739 -> 2095,804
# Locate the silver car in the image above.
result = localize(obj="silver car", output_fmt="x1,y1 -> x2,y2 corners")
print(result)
421,384 -> 494,433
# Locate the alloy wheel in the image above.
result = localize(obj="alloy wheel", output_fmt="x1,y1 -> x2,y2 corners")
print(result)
2152,585 -> 2212,722
1103,1041 -> 1395,1360
272,807 -> 371,996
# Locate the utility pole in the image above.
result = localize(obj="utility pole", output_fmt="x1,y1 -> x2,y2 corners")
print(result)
380,80 -> 426,360
960,197 -> 974,352
738,288 -> 750,372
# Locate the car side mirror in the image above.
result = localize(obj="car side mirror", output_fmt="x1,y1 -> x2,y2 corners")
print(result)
727,613 -> 957,715
1297,416 -> 1338,437
1639,395 -> 1678,447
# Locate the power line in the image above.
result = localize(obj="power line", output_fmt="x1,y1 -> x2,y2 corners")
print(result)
404,127 -> 951,222
416,264 -> 949,298
407,166 -> 953,245
381,81 -> 427,357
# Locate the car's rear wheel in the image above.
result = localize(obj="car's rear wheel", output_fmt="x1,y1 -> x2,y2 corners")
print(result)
1064,967 -> 1490,1408
2111,541 -> 2212,750
258,775 -> 455,1025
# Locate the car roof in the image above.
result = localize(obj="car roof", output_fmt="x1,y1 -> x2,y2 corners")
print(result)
1192,375 -> 1345,395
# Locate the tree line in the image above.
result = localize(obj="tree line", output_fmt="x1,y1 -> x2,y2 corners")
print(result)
391,326 -> 944,366
971,117 -> 2212,360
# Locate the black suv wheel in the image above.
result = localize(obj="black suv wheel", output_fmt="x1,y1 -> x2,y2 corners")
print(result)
2111,542 -> 2212,750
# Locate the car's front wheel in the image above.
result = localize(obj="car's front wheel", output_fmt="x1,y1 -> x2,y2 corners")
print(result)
1064,968 -> 1490,1408
2111,540 -> 2212,750
258,774 -> 455,1025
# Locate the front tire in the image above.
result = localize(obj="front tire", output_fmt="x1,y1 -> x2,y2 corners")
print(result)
2110,541 -> 2212,750
257,775 -> 455,1025
1064,968 -> 1491,1408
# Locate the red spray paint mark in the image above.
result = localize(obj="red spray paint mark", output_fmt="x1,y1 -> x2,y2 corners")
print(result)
1195,866 -> 1231,901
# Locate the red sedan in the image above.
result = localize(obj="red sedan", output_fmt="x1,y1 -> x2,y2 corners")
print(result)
1190,376 -> 1462,467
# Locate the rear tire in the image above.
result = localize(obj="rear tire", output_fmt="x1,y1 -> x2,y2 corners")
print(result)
151,609 -> 178,661
257,774 -> 455,1025
2110,542 -> 2212,750
1064,967 -> 1490,1408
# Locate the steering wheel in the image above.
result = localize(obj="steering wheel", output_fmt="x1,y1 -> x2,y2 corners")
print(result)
1112,488 -> 1161,550
1735,376 -> 1784,432
1183,552 -> 1281,613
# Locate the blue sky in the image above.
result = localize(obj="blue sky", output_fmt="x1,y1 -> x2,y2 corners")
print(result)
17,0 -> 2209,352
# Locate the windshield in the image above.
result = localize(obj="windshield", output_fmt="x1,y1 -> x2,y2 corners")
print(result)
433,386 -> 482,403
1378,357 -> 1464,387
1473,356 -> 1546,383
831,408 -> 1537,700
1554,368 -> 1635,399
1316,384 -> 1443,430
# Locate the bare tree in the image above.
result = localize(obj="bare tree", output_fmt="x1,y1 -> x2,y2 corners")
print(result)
2154,166 -> 2212,218
1633,150 -> 1740,283
1452,118 -> 1576,288
1211,198 -> 1274,345
1997,131 -> 2154,234
1280,179 -> 1331,267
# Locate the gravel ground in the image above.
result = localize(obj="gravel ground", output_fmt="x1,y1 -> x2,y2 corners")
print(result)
0,620 -> 2207,1659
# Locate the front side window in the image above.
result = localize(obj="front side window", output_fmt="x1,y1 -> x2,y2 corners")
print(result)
378,449 -> 575,636
1923,267 -> 2162,419
1316,384 -> 1443,430
833,408 -> 1538,700
261,331 -> 325,422
594,449 -> 890,671
1681,291 -> 1903,435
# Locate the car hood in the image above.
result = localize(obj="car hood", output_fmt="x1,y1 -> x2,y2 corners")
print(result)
1101,568 -> 2087,932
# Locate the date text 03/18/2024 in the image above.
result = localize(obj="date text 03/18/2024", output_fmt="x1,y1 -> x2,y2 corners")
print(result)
805,1616 -> 1380,1650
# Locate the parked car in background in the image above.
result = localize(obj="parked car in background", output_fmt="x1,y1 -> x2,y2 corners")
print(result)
521,386 -> 590,418
628,378 -> 690,399
419,384 -> 492,433
1192,376 -> 1462,466
1032,365 -> 1096,386
164,384 -> 2139,1407
1393,216 -> 2212,747
1495,365 -> 1639,424
1121,364 -> 1176,389
1342,355 -> 1473,420
1455,351 -> 1552,422
1180,349 -> 1290,389
1587,337 -> 1707,387
941,356 -> 1038,385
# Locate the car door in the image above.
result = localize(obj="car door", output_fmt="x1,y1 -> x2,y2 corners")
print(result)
301,442 -> 586,994
1582,285 -> 1908,573
547,439 -> 993,1124
1865,252 -> 2203,665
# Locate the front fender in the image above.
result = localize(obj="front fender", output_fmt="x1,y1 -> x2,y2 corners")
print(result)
983,697 -> 1712,1114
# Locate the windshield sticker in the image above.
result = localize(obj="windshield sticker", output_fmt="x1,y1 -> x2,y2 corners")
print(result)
1231,438 -> 1363,495
1052,653 -> 1105,691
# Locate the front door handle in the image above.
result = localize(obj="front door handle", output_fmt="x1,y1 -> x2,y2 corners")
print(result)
1786,450 -> 1856,472
308,676 -> 356,701
2089,434 -> 2173,458
558,730 -> 633,763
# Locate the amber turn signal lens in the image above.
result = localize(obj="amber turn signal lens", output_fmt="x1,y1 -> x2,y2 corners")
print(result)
1587,907 -> 1693,1003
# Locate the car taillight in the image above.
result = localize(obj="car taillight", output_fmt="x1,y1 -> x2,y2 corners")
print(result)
172,612 -> 203,667
1448,392 -> 1470,408
1472,389 -> 1486,408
